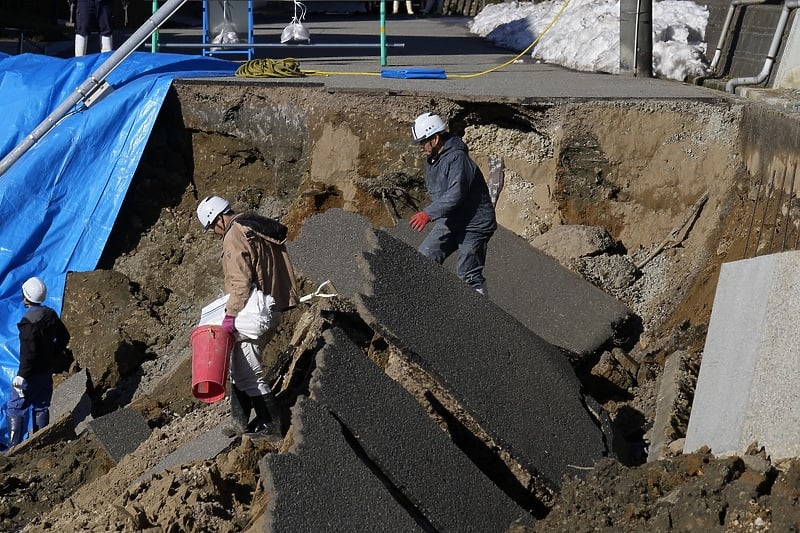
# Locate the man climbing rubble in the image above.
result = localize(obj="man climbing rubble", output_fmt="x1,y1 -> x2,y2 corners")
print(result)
408,112 -> 497,296
196,195 -> 299,440
5,277 -> 70,448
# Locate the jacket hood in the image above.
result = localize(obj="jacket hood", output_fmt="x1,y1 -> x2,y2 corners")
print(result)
429,133 -> 468,164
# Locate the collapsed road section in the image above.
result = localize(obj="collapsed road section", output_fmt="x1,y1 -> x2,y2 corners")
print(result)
264,207 -> 622,525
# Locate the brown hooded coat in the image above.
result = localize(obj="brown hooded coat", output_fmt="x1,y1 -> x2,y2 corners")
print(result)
221,213 -> 299,317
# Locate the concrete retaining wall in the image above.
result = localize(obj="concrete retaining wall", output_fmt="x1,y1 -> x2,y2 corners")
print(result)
685,251 -> 800,459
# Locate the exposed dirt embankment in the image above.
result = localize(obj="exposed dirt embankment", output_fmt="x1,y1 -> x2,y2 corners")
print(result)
3,84 -> 800,532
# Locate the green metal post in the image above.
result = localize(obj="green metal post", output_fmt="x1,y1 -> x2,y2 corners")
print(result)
380,1 -> 386,66
151,0 -> 159,52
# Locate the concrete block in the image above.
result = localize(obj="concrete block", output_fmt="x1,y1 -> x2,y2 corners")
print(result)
261,396 -> 420,532
647,350 -> 690,462
87,407 -> 151,464
309,327 -> 534,530
685,252 -> 800,459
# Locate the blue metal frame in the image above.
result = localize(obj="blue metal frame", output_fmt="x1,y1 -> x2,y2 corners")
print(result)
202,0 -> 254,60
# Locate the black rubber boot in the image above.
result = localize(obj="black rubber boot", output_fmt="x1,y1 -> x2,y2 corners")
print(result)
33,408 -> 49,433
221,386 -> 251,438
249,391 -> 282,440
8,415 -> 25,447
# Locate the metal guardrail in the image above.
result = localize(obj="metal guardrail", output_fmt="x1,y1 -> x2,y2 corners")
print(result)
0,27 -> 47,55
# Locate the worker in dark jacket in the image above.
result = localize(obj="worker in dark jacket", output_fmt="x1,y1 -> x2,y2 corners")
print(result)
6,277 -> 70,448
409,112 -> 497,296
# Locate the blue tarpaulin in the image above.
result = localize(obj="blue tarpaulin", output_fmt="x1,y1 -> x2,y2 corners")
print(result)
0,51 -> 237,447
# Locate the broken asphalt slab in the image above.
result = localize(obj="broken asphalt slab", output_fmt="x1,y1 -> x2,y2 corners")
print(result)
261,322 -> 535,531
290,208 -> 633,357
388,221 -> 634,357
261,396 -> 423,532
87,407 -> 152,464
136,419 -> 235,485
289,209 -> 611,490
311,327 -> 535,529
50,369 -> 93,435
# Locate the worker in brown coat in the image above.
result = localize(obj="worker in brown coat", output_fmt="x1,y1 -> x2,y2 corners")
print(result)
196,195 -> 299,439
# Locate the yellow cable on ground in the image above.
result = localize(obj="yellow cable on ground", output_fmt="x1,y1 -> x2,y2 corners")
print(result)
235,0 -> 572,80
449,0 -> 572,79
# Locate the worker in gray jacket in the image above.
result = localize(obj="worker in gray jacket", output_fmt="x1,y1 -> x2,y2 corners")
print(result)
409,112 -> 497,296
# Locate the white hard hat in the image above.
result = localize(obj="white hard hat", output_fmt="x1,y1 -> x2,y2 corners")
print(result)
22,277 -> 47,304
196,195 -> 231,231
411,112 -> 447,143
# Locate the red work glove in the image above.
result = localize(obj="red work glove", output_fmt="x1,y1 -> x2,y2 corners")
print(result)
221,315 -> 236,335
409,211 -> 431,231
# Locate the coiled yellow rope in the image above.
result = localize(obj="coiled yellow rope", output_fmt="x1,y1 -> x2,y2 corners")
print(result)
234,0 -> 572,80
234,58 -> 309,78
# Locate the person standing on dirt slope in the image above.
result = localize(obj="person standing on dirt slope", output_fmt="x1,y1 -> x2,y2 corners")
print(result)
196,195 -> 299,440
5,277 -> 70,449
408,112 -> 497,296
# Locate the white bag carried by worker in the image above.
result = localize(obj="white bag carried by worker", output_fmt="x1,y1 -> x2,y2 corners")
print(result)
197,287 -> 274,339
234,286 -> 276,340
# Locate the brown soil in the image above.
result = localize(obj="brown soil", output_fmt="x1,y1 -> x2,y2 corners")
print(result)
1,82 -> 799,532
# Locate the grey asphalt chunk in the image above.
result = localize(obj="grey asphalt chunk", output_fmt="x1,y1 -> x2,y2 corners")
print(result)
355,229 -> 608,488
389,221 -> 634,357
261,396 -> 422,533
289,209 -> 375,297
290,209 -> 609,490
87,407 -> 152,464
50,368 -> 93,435
310,327 -> 535,530
137,420 -> 234,484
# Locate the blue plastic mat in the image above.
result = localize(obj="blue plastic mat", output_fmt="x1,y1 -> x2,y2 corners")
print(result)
0,51 -> 237,446
380,68 -> 447,79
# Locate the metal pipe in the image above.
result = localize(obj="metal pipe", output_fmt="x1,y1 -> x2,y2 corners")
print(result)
710,0 -> 770,74
781,163 -> 796,251
768,165 -> 788,253
381,0 -> 387,66
726,0 -> 800,93
0,0 -> 190,179
744,171 -> 764,258
157,42 -> 404,48
755,169 -> 777,256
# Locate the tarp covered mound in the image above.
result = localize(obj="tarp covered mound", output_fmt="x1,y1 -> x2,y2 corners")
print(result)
0,51 -> 237,447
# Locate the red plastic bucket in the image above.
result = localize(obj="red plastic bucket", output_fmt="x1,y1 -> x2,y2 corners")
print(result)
190,325 -> 233,403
